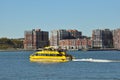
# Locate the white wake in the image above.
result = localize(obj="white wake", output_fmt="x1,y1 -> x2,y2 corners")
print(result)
72,58 -> 120,63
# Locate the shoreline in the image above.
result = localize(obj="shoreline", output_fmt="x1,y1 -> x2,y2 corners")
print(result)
0,48 -> 119,52
67,48 -> 119,51
0,49 -> 35,52
87,48 -> 118,51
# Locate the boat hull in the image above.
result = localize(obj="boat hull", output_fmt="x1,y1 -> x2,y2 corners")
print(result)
30,56 -> 71,63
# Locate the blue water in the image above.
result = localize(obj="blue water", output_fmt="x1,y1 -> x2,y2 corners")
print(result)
0,51 -> 120,80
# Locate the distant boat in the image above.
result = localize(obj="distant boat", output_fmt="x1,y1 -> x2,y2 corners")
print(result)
29,46 -> 73,63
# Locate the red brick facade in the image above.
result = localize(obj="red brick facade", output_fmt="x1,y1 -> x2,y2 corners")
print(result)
59,38 -> 92,50
24,29 -> 49,50
113,29 -> 120,49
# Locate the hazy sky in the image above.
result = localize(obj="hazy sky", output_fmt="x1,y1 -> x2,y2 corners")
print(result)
0,0 -> 120,38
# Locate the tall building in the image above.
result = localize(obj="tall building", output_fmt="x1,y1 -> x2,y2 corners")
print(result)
50,29 -> 82,46
50,29 -> 69,46
92,29 -> 113,48
113,29 -> 120,49
24,29 -> 49,50
67,29 -> 82,38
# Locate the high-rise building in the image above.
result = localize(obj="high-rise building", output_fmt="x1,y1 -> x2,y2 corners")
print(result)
24,29 -> 49,50
92,29 -> 113,48
50,29 -> 69,46
67,29 -> 82,38
50,29 -> 82,46
113,29 -> 120,49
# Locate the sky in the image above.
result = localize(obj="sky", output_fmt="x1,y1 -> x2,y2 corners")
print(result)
0,0 -> 120,38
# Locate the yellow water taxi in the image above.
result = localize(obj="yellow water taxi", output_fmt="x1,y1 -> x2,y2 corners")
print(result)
29,47 -> 73,63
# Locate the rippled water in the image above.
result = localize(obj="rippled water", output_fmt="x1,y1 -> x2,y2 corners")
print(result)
0,51 -> 120,80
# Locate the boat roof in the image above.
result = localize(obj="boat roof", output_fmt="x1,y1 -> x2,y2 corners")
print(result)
35,50 -> 66,55
34,46 -> 65,54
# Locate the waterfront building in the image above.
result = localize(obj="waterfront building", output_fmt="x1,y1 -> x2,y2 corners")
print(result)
50,29 -> 69,46
67,29 -> 82,38
59,38 -> 92,50
113,29 -> 120,49
50,29 -> 82,47
24,29 -> 49,50
92,29 -> 113,48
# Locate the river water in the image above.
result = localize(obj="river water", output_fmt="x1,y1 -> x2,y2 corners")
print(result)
0,51 -> 120,80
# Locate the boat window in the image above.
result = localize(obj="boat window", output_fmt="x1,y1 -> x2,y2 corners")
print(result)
46,54 -> 50,56
57,54 -> 62,56
49,54 -> 53,56
34,53 -> 63,56
49,54 -> 56,56
35,53 -> 38,56
41,54 -> 46,56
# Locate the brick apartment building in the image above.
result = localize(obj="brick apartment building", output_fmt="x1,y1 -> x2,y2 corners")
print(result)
67,29 -> 82,38
50,29 -> 70,46
23,29 -> 49,50
59,38 -> 92,50
50,29 -> 82,47
92,29 -> 113,48
113,29 -> 120,49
